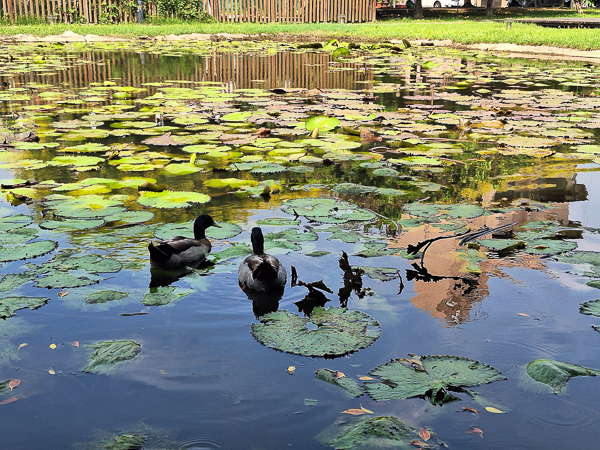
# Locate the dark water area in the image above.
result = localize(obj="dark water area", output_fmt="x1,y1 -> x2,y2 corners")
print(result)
1,39 -> 600,449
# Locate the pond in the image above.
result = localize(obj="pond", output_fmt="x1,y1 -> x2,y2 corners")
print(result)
1,37 -> 600,449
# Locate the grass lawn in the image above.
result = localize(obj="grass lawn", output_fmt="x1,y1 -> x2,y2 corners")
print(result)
1,8 -> 600,50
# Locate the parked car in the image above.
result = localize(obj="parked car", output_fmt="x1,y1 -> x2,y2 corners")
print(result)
422,0 -> 463,6
508,0 -> 570,5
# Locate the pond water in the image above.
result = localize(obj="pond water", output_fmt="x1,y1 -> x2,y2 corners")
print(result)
1,38 -> 600,449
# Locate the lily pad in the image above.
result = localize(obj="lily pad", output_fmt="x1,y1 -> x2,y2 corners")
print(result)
83,340 -> 142,373
0,240 -> 58,262
282,198 -> 376,224
142,286 -> 194,306
0,296 -> 49,319
554,251 -> 600,277
251,307 -> 381,357
365,355 -> 505,404
317,416 -> 439,450
305,116 -> 340,132
85,290 -> 130,304
526,359 -> 600,394
137,190 -> 210,208
315,368 -> 365,397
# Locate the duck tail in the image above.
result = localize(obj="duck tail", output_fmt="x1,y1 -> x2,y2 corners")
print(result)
253,261 -> 279,282
148,242 -> 172,264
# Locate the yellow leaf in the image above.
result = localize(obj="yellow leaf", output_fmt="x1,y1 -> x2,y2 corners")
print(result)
419,427 -> 431,441
333,371 -> 345,381
190,153 -> 197,164
485,406 -> 506,414
17,343 -> 27,351
48,369 -> 56,375
358,375 -> 373,380
411,440 -> 432,447
287,366 -> 296,375
360,405 -> 374,414
342,408 -> 365,415
49,343 -> 57,349
71,341 -> 79,348
58,291 -> 69,297
517,313 -> 530,317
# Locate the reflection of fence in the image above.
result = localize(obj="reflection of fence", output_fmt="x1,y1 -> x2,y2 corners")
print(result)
7,50 -> 374,94
207,0 -> 375,22
0,0 -> 374,22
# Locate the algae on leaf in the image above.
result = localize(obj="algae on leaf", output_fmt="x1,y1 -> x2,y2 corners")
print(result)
83,340 -> 142,373
365,355 -> 505,405
251,307 -> 381,357
526,359 -> 600,394
317,415 -> 439,450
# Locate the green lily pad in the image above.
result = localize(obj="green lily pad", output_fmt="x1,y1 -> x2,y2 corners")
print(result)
282,198 -> 376,224
334,183 -> 377,195
446,204 -> 484,219
211,243 -> 252,261
317,416 -> 439,450
526,359 -> 600,394
251,307 -> 381,357
40,218 -> 105,230
34,273 -> 100,289
43,194 -> 125,219
0,272 -> 38,292
83,340 -> 142,373
305,115 -> 340,132
0,214 -> 33,232
84,290 -> 130,304
365,355 -> 505,404
359,267 -> 399,281
315,368 -> 365,397
142,286 -> 194,306
154,220 -> 240,240
554,251 -> 600,277
354,243 -> 398,258
137,190 -> 210,208
0,240 -> 58,262
0,296 -> 50,319
107,434 -> 146,450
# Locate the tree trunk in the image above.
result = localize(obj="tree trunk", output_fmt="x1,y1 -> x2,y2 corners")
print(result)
414,0 -> 423,19
486,0 -> 493,17
463,0 -> 474,6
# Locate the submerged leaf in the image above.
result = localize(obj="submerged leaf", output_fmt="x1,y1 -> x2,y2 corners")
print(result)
0,296 -> 49,319
83,340 -> 141,373
526,359 -> 600,394
316,368 -> 365,397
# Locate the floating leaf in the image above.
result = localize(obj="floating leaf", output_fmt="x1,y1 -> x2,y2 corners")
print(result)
8,379 -> 20,391
365,355 -> 505,404
85,290 -> 129,304
0,240 -> 57,262
305,115 -> 340,132
137,190 -> 210,208
142,286 -> 194,306
525,359 -> 600,394
0,296 -> 49,319
251,307 -> 381,357
317,416 -> 441,450
83,340 -> 141,373
316,368 -> 365,397
485,406 -> 505,414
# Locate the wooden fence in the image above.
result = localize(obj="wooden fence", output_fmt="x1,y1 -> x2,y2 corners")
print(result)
0,0 -> 374,23
206,0 -> 376,22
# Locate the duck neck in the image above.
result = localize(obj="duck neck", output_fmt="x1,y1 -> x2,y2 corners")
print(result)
251,228 -> 265,255
194,223 -> 207,240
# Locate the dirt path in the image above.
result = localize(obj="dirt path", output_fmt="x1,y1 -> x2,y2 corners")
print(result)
3,30 -> 600,63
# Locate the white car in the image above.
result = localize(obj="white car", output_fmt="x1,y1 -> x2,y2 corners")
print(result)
422,0 -> 463,6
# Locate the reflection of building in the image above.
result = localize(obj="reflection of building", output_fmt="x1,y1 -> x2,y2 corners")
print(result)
389,197 -> 571,325
495,176 -> 588,203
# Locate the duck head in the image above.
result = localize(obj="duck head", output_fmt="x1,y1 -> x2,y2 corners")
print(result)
194,214 -> 221,239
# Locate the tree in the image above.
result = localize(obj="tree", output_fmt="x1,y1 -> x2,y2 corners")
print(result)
413,0 -> 423,19
486,0 -> 493,17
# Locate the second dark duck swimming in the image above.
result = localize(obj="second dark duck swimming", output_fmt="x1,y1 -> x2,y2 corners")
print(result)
238,227 -> 287,292
148,214 -> 220,269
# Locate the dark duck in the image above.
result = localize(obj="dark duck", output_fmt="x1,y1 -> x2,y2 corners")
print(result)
238,227 -> 287,292
148,214 -> 220,269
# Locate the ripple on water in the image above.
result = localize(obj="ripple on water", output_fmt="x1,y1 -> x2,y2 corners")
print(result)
529,397 -> 599,429
176,438 -> 222,449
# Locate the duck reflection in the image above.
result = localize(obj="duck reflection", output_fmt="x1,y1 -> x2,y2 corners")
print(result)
149,258 -> 213,287
241,286 -> 284,318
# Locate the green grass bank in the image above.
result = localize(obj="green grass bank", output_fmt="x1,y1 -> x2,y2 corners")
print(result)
2,9 -> 600,51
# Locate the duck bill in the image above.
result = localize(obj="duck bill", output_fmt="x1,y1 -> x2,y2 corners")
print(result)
212,220 -> 222,228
